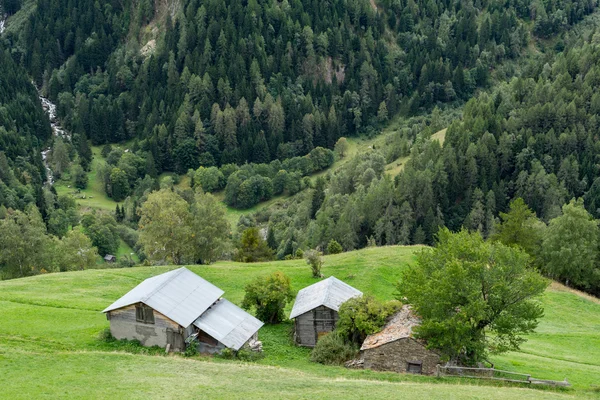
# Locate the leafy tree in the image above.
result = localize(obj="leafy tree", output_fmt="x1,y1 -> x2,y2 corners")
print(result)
397,229 -> 548,364
334,137 -> 349,159
50,139 -> 70,179
72,164 -> 88,189
337,295 -> 401,345
55,230 -> 98,271
235,227 -> 273,262
0,207 -> 50,278
541,199 -> 600,292
491,198 -> 545,259
138,189 -> 193,264
327,239 -> 343,254
109,168 -> 130,202
83,214 -> 120,257
193,166 -> 225,193
47,209 -> 70,238
305,249 -> 324,277
190,192 -> 230,264
242,271 -> 294,324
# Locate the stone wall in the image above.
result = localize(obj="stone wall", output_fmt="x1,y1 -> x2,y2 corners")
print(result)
108,304 -> 181,349
362,338 -> 440,375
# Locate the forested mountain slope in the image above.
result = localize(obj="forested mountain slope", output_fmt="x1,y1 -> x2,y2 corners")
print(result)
257,26 -> 600,297
0,48 -> 50,214
1,0 -> 596,173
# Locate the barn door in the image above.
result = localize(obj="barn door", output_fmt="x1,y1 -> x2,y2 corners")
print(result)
166,328 -> 185,352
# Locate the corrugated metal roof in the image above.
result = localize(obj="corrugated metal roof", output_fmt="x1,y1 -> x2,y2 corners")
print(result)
102,267 -> 224,328
360,305 -> 420,350
193,298 -> 264,351
289,276 -> 362,319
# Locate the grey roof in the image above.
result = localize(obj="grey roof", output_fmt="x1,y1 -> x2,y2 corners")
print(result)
102,267 -> 224,328
289,276 -> 362,319
193,298 -> 264,351
360,305 -> 421,350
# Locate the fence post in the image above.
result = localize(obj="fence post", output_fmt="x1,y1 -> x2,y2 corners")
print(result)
436,364 -> 441,378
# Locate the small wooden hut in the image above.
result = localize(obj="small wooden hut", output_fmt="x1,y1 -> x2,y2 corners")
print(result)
103,268 -> 263,353
360,305 -> 440,375
289,276 -> 362,347
104,254 -> 117,263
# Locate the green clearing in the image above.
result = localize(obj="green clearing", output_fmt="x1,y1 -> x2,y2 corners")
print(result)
0,246 -> 598,398
54,146 -> 120,211
384,127 -> 447,177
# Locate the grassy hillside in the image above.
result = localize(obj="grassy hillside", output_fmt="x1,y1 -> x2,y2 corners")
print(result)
54,147 -> 120,211
0,246 -> 598,398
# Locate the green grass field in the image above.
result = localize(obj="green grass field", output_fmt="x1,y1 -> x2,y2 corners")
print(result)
0,246 -> 598,398
55,147 -> 120,211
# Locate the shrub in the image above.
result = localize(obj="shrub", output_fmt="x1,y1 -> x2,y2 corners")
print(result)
242,271 -> 294,324
310,331 -> 358,365
327,239 -> 343,254
305,249 -> 324,277
216,348 -> 264,362
183,340 -> 199,357
337,296 -> 402,345
99,328 -> 114,342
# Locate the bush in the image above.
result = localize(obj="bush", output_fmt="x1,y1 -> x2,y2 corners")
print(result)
310,331 -> 358,365
305,249 -> 323,277
337,296 -> 401,345
327,239 -> 343,254
184,340 -> 199,357
242,271 -> 294,324
216,348 -> 264,362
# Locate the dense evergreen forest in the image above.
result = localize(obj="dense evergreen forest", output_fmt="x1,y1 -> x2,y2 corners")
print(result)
0,48 -> 50,214
2,0 -> 596,172
259,31 -> 600,295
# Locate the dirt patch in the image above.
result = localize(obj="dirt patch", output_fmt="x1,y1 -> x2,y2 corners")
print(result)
311,57 -> 346,85
549,281 -> 600,305
140,39 -> 156,57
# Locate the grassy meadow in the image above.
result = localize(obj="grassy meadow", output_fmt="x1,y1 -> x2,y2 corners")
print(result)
0,246 -> 598,398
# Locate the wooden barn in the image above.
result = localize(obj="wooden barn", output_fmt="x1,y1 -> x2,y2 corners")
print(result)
360,305 -> 440,375
103,267 -> 263,353
289,276 -> 362,347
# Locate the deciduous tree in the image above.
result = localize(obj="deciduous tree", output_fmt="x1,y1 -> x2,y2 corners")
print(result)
397,229 -> 548,364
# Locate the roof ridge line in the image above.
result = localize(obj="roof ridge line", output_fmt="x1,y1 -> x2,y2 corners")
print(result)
321,277 -> 334,307
161,278 -> 224,321
140,267 -> 187,304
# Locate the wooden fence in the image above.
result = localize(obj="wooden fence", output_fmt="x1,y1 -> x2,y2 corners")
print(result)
436,365 -> 570,387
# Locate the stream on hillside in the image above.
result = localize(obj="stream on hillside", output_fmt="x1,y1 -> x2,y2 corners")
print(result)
0,3 -> 5,34
0,10 -> 71,186
39,94 -> 71,185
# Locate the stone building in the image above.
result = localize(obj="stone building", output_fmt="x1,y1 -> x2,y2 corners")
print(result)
290,276 -> 362,347
103,267 -> 263,353
360,305 -> 440,375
